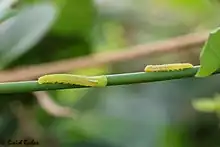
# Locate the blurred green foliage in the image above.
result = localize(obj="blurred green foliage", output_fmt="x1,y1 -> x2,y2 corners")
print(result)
0,0 -> 220,147
7,0 -> 96,67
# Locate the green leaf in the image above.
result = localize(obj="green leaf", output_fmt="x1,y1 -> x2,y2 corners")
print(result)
51,0 -> 95,36
0,2 -> 57,68
8,0 -> 95,67
169,0 -> 212,12
0,9 -> 18,23
195,28 -> 220,77
0,0 -> 17,17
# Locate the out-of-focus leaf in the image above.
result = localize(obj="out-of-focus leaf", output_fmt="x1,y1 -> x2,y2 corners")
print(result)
0,0 -> 17,19
0,2 -> 57,68
95,21 -> 127,52
160,126 -> 189,147
52,0 -> 95,37
8,0 -> 96,67
168,0 -> 212,12
0,9 -> 18,23
192,98 -> 216,113
192,94 -> 220,113
196,28 -> 220,77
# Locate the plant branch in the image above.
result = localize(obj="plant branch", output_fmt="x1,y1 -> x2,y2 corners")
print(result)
33,91 -> 78,119
0,31 -> 208,82
0,66 -> 218,94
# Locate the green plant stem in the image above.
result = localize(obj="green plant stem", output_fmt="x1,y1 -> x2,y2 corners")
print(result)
107,66 -> 200,86
0,66 -> 219,94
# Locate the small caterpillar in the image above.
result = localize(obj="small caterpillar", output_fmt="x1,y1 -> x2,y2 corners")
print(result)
38,74 -> 107,87
144,63 -> 193,72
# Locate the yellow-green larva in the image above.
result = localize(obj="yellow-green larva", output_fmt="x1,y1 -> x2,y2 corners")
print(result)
38,74 -> 107,87
144,63 -> 193,72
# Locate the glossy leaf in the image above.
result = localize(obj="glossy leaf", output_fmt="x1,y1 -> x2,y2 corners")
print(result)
0,2 -> 57,68
8,0 -> 95,67
196,28 -> 220,77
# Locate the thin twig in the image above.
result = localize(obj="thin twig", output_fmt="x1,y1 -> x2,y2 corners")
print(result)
33,91 -> 78,119
0,65 -> 218,94
0,31 -> 209,82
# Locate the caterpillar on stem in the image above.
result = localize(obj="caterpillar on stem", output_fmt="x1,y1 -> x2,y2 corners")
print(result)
38,74 -> 107,87
144,63 -> 193,72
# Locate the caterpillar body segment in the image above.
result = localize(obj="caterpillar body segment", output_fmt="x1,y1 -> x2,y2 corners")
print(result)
144,63 -> 193,72
38,74 -> 107,87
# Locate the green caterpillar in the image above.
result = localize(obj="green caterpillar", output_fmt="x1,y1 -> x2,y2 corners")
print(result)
38,74 -> 107,87
145,63 -> 193,72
